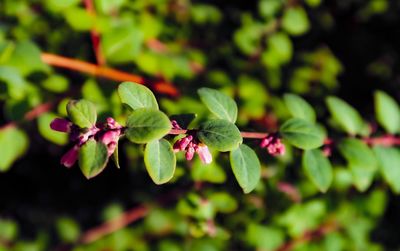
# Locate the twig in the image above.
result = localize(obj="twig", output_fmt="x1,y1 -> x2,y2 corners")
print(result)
83,0 -> 105,66
40,53 -> 179,97
275,221 -> 340,251
78,205 -> 149,244
169,129 -> 269,139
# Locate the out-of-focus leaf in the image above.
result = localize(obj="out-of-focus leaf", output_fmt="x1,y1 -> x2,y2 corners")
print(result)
374,90 -> 400,134
246,224 -> 284,250
208,192 -> 238,213
126,108 -> 171,144
45,0 -> 80,12
282,7 -> 310,36
0,218 -> 18,241
338,138 -> 377,191
284,93 -> 316,123
280,118 -> 324,149
326,96 -> 364,135
302,149 -> 333,192
0,127 -> 29,171
79,139 -> 108,179
5,41 -> 49,76
38,113 -> 68,145
198,119 -> 242,151
144,139 -> 176,184
373,146 -> 400,193
230,144 -> 261,193
56,217 -> 80,243
41,75 -> 69,93
198,87 -> 238,123
64,7 -> 95,31
118,81 -> 158,110
102,26 -> 143,63
191,157 -> 226,183
0,66 -> 27,99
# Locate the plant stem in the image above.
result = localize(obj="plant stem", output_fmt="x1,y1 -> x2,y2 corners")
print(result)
40,53 -> 179,97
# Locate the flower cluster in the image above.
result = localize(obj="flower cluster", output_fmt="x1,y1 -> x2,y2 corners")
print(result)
260,134 -> 285,156
171,120 -> 212,164
50,117 -> 122,168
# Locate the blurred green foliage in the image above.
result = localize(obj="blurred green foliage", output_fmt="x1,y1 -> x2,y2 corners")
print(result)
1,0 -> 400,250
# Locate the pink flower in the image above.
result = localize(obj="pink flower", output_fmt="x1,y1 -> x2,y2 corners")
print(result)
60,145 -> 79,168
173,135 -> 213,164
260,134 -> 285,156
196,144 -> 212,164
173,135 -> 193,152
185,142 -> 195,161
99,130 -> 121,157
50,118 -> 72,133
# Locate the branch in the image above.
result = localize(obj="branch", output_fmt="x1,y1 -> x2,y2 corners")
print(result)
169,129 -> 269,139
83,0 -> 105,66
78,205 -> 149,244
275,221 -> 340,251
40,53 -> 180,97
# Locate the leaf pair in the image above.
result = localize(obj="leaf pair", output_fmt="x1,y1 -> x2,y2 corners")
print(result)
118,82 -> 174,184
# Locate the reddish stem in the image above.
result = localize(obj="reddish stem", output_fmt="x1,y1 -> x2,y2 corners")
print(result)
169,129 -> 269,139
40,53 -> 180,97
83,0 -> 105,66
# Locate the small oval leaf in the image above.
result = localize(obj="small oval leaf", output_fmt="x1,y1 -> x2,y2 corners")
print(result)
374,91 -> 400,134
126,108 -> 171,144
198,88 -> 238,123
302,149 -> 333,192
118,81 -> 158,110
279,118 -> 324,149
326,96 -> 364,135
79,139 -> 109,179
230,144 -> 261,193
144,139 -> 176,184
373,146 -> 400,193
0,127 -> 29,171
337,138 -> 378,191
283,93 -> 316,123
197,119 -> 242,152
66,100 -> 97,128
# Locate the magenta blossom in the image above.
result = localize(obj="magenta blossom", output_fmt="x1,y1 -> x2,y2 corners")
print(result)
173,135 -> 213,164
51,117 -> 122,168
50,118 -> 72,133
260,134 -> 285,156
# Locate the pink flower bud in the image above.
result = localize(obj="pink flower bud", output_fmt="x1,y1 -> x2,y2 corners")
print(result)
171,120 -> 182,129
50,118 -> 72,133
106,142 -> 117,157
260,137 -> 270,148
196,144 -> 212,164
60,145 -> 79,168
185,143 -> 195,161
173,135 -> 193,152
100,130 -> 120,145
260,134 -> 285,156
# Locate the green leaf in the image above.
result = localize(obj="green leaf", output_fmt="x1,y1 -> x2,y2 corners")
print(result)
79,139 -> 109,179
284,93 -> 316,123
337,138 -> 377,191
64,7 -> 95,31
302,149 -> 333,192
56,217 -> 80,243
198,87 -> 238,123
126,108 -> 171,144
326,96 -> 364,135
38,113 -> 68,145
144,139 -> 176,184
373,146 -> 400,193
282,7 -> 310,36
102,26 -> 144,63
118,82 -> 158,110
374,90 -> 400,134
280,118 -> 324,149
66,100 -> 97,128
0,127 -> 29,171
230,144 -> 261,193
198,119 -> 242,151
